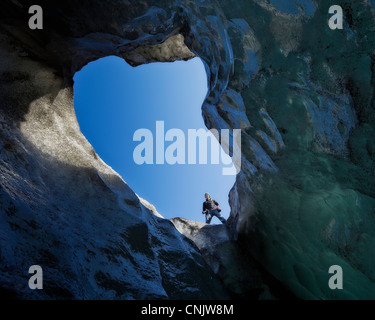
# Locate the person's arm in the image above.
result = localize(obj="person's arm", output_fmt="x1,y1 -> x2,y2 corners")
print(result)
214,200 -> 221,211
202,202 -> 206,213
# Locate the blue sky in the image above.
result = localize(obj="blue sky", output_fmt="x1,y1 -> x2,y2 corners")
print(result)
73,56 -> 235,223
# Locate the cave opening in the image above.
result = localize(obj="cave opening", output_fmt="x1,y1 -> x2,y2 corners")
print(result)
73,56 -> 235,222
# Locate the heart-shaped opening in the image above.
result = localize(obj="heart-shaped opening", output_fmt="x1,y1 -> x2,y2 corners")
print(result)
73,56 -> 235,222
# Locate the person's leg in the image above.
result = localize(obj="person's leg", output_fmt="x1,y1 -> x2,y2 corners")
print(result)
217,214 -> 227,224
205,213 -> 212,224
211,209 -> 227,224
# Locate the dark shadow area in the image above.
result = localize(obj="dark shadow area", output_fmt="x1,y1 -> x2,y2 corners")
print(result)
0,287 -> 19,300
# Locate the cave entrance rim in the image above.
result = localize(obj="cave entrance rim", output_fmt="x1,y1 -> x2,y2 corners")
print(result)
73,54 -> 237,222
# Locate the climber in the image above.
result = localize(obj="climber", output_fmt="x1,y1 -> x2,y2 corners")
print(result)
202,193 -> 227,225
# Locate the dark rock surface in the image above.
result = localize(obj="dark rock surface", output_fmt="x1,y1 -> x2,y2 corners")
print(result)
0,0 -> 375,299
170,218 -> 274,299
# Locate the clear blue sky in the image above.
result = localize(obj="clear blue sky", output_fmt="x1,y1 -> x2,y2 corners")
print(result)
73,56 -> 235,223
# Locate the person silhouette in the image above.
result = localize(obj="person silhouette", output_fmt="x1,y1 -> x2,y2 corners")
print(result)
202,193 -> 226,224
